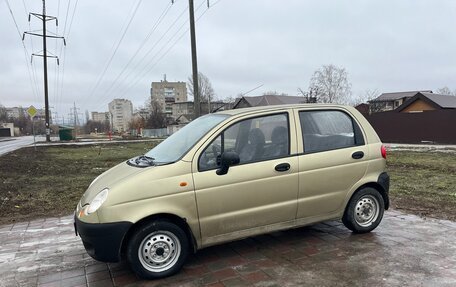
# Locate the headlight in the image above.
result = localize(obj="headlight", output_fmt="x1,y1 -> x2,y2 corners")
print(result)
86,188 -> 109,214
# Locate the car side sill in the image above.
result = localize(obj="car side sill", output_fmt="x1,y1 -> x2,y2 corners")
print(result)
200,211 -> 341,248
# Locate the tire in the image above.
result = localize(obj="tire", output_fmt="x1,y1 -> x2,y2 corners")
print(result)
342,187 -> 385,234
126,220 -> 189,279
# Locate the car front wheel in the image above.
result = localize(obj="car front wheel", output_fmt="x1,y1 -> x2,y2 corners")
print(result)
126,220 -> 189,279
342,187 -> 385,233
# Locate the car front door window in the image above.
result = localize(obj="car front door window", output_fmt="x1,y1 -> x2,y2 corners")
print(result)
199,113 -> 289,171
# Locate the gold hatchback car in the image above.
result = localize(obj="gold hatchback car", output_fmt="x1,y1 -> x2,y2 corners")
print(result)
74,104 -> 389,279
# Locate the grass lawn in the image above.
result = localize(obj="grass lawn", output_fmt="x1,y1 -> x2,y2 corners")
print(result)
0,142 -> 159,225
387,150 -> 456,221
0,144 -> 455,224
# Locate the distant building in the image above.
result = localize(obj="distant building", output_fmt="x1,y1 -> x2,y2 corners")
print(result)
172,102 -> 194,119
151,76 -> 187,117
133,108 -> 150,120
91,112 -> 110,123
5,107 -> 24,119
6,106 -> 48,121
233,95 -> 313,109
108,99 -> 133,132
202,101 -> 225,114
396,92 -> 456,113
0,123 -> 14,137
368,90 -> 433,113
171,101 -> 226,120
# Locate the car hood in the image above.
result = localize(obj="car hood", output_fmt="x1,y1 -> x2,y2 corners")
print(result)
80,161 -> 148,205
79,158 -> 193,207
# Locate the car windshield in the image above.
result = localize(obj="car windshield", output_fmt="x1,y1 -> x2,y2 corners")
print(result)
144,114 -> 229,164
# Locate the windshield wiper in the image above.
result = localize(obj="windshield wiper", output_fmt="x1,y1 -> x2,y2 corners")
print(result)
143,155 -> 155,161
137,155 -> 155,165
127,155 -> 156,167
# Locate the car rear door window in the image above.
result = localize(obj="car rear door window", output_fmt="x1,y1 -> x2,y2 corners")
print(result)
299,110 -> 363,153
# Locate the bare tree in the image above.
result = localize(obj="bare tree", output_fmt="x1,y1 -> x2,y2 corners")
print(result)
0,104 -> 8,123
145,100 -> 166,128
187,72 -> 215,104
349,89 -> 379,106
436,86 -> 456,96
129,116 -> 146,131
309,64 -> 352,104
262,91 -> 288,96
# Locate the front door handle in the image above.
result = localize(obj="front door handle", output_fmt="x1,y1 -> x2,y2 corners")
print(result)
275,163 -> 290,172
352,151 -> 364,159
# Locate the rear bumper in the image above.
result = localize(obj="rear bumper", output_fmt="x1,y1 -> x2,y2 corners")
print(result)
378,172 -> 390,210
74,215 -> 132,262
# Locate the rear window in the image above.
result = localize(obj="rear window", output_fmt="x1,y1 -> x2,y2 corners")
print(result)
299,110 -> 364,153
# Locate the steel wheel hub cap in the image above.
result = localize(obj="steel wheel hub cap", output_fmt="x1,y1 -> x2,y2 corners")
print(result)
138,231 -> 181,272
354,195 -> 380,227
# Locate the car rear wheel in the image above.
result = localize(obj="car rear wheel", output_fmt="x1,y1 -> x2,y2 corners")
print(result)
126,220 -> 189,279
342,187 -> 384,233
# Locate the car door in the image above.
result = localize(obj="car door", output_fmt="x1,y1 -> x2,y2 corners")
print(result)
192,111 -> 299,245
294,108 -> 369,219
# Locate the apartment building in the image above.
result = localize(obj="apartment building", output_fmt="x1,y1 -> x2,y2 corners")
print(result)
108,99 -> 133,132
91,112 -> 110,123
151,76 -> 187,116
6,106 -> 48,120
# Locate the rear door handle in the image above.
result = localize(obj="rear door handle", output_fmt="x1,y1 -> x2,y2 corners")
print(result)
275,163 -> 290,172
352,151 -> 364,159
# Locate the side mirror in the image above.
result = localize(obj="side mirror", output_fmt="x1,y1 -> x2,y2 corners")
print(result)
216,152 -> 240,175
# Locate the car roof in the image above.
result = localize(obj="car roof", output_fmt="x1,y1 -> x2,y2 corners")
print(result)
216,103 -> 351,116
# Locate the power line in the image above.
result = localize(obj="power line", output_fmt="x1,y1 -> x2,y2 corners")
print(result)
55,0 -> 72,114
98,3 -> 196,108
91,0 -> 219,113
114,0 -> 208,102
20,0 -> 28,18
85,0 -> 143,104
52,0 -> 62,115
56,0 -> 79,114
4,0 -> 23,39
86,2 -> 188,111
4,0 -> 40,103
66,0 -> 79,39
91,0 -> 210,113
62,0 -> 72,36
99,2 -> 174,99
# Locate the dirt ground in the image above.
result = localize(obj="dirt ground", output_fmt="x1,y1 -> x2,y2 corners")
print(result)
0,144 -> 455,224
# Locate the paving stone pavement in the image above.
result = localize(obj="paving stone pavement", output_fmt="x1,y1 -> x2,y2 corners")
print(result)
0,210 -> 455,287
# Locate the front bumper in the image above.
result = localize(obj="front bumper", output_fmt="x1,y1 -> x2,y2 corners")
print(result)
74,215 -> 132,262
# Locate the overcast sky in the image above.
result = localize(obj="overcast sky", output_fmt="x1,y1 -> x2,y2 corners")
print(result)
1,0 -> 456,121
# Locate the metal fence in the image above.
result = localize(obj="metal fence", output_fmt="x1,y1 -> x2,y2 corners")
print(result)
365,109 -> 456,144
130,128 -> 168,138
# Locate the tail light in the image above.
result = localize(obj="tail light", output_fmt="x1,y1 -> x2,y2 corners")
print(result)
381,145 -> 387,159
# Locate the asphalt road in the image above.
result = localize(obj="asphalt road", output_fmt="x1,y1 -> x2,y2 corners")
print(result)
0,136 -> 45,156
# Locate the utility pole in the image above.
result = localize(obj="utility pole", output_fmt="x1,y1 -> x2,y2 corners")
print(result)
23,0 -> 65,142
189,0 -> 200,118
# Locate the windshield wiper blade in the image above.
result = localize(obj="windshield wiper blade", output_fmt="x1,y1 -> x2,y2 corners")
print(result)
143,155 -> 155,161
